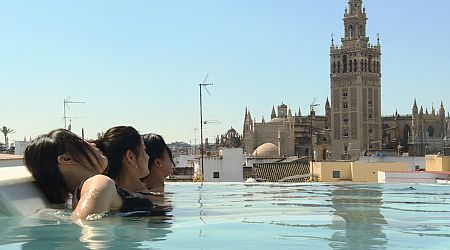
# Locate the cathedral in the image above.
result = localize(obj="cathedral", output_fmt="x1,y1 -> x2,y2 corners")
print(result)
241,0 -> 449,160
243,101 -> 331,159
382,100 -> 449,156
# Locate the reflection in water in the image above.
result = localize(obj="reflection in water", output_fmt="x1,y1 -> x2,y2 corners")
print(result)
0,201 -> 174,249
11,214 -> 174,249
329,186 -> 387,249
78,216 -> 173,249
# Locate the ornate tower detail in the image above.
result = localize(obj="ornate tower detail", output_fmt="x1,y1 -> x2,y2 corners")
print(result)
412,99 -> 418,137
330,0 -> 382,159
277,103 -> 288,118
271,105 -> 276,119
325,97 -> 331,129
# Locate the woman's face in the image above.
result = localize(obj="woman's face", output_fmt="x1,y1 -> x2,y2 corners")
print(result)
136,138 -> 150,178
159,149 -> 174,177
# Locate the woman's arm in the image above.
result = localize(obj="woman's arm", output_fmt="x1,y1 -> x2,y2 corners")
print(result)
72,175 -> 123,221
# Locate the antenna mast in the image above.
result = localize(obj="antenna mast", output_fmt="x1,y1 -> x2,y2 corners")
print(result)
199,73 -> 213,182
63,98 -> 85,130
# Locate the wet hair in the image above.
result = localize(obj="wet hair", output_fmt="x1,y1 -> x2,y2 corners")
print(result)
95,126 -> 142,180
142,133 -> 174,171
24,129 -> 101,204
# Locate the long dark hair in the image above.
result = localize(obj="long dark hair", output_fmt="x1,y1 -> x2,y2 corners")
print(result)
95,126 -> 142,179
142,133 -> 174,171
24,129 -> 100,204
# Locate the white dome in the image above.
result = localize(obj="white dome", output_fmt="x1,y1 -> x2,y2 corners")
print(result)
252,143 -> 278,157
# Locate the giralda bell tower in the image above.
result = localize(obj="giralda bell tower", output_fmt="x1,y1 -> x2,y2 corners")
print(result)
330,0 -> 381,160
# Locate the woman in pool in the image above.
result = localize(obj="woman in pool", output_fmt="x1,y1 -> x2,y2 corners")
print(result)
24,129 -> 154,220
95,126 -> 150,192
141,133 -> 175,192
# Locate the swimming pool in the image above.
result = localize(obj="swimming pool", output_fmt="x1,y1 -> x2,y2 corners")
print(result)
1,182 -> 450,249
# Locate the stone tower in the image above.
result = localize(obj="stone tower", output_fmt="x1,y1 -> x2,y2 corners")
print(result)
243,107 -> 255,153
330,0 -> 382,159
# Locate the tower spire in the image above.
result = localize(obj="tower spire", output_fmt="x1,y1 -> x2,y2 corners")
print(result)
271,105 -> 276,119
342,0 -> 368,48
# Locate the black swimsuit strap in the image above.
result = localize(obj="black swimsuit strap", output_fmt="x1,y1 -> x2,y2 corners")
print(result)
116,186 -> 155,213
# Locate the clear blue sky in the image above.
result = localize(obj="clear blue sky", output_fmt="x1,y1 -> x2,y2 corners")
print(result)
1,0 -> 449,144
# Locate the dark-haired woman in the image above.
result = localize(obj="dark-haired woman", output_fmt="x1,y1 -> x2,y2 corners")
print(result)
24,129 -> 153,220
95,126 -> 150,192
141,133 -> 175,192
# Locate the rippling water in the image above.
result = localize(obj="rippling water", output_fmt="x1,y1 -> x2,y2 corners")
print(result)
1,183 -> 450,249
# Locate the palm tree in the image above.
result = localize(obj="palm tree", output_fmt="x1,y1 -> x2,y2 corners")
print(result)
1,126 -> 14,150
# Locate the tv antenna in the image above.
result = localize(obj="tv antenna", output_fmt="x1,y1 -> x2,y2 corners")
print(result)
63,97 -> 85,130
199,73 -> 213,182
309,97 -> 320,181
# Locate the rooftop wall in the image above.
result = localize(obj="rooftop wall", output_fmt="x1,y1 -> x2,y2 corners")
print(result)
425,155 -> 450,171
352,162 -> 409,182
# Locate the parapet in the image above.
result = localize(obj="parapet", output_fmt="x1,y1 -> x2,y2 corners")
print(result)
0,166 -> 48,216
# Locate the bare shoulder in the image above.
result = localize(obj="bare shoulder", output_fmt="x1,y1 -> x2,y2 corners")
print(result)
83,175 -> 116,191
72,175 -> 122,220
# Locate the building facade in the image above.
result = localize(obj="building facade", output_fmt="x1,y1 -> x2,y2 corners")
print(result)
382,100 -> 449,156
242,0 -> 449,160
330,0 -> 382,160
243,101 -> 331,159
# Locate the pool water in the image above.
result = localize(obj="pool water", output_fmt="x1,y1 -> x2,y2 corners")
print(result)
1,183 -> 450,249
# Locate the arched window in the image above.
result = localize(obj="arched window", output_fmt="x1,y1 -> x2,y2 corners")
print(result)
349,25 -> 354,37
428,126 -> 435,137
377,61 -> 380,73
343,128 -> 349,137
333,62 -> 336,73
343,55 -> 347,73
360,59 -> 364,72
382,124 -> 390,141
354,59 -> 357,71
368,55 -> 372,72
359,25 -> 363,36
403,124 -> 411,145
338,61 -> 341,73
349,59 -> 352,72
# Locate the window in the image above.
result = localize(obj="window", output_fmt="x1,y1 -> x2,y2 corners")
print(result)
343,128 -> 349,137
343,102 -> 348,109
333,171 -> 340,179
213,172 -> 220,178
342,89 -> 348,99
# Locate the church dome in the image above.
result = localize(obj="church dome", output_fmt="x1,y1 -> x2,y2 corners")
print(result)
225,127 -> 237,137
252,143 -> 278,157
